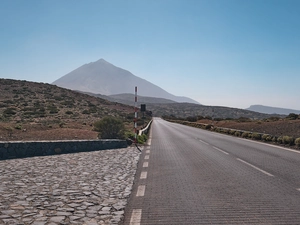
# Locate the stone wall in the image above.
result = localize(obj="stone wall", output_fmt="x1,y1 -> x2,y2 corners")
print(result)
0,139 -> 127,160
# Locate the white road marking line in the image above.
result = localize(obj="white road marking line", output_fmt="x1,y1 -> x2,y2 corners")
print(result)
297,188 -> 300,192
199,139 -> 209,145
237,158 -> 274,177
136,185 -> 145,196
130,209 -> 142,225
140,171 -> 147,179
143,162 -> 148,167
147,138 -> 152,145
144,155 -> 149,160
213,146 -> 229,155
146,150 -> 150,154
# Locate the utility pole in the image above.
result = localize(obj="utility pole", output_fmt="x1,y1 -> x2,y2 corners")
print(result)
134,86 -> 138,143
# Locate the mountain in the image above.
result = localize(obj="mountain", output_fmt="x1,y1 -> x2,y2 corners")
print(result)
53,59 -> 199,104
246,105 -> 300,115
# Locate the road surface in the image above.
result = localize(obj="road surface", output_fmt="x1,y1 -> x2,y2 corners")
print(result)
123,117 -> 300,224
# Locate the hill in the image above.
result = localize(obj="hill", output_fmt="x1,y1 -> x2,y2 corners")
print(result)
80,91 -> 273,119
246,105 -> 300,115
52,59 -> 199,104
81,92 -> 177,106
148,103 -> 279,120
0,79 -> 135,141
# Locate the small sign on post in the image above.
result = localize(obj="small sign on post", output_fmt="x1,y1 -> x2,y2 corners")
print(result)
140,104 -> 146,112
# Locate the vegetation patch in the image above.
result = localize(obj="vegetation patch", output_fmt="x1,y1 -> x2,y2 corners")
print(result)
165,113 -> 300,150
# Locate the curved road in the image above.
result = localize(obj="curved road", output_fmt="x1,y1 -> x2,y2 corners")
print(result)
123,117 -> 300,224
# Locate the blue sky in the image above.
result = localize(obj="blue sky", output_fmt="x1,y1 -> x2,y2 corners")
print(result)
1,0 -> 299,109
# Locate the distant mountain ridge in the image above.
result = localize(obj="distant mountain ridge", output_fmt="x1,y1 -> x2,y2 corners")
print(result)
53,59 -> 199,104
79,92 -> 177,106
246,105 -> 300,115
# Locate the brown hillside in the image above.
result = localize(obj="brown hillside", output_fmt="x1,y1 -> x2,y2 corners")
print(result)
0,79 -> 135,141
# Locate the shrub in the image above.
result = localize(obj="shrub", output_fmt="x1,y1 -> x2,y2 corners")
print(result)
94,116 -> 125,139
283,136 -> 294,145
251,133 -> 261,140
277,136 -> 283,144
82,110 -> 90,114
137,134 -> 148,144
65,111 -> 73,115
272,136 -> 277,142
262,134 -> 272,142
48,105 -> 59,114
222,129 -> 230,134
242,132 -> 249,138
205,124 -> 212,130
15,124 -> 22,130
125,131 -> 135,140
266,117 -> 280,122
3,108 -> 16,116
286,113 -> 298,120
295,137 -> 300,147
187,116 -> 197,122
197,115 -> 204,120
229,130 -> 236,135
235,131 -> 241,137
266,135 -> 273,142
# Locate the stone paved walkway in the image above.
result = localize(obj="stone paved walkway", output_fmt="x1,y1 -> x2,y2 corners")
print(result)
0,147 -> 140,225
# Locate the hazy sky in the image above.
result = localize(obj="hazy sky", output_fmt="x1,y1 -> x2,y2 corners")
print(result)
1,0 -> 299,109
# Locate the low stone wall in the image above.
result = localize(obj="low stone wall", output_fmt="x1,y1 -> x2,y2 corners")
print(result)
0,139 -> 127,160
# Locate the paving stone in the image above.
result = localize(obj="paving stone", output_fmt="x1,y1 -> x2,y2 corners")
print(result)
31,222 -> 46,225
0,147 -> 140,224
0,215 -> 11,219
50,216 -> 65,223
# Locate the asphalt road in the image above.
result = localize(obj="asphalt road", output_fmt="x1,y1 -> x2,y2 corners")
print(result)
123,117 -> 300,224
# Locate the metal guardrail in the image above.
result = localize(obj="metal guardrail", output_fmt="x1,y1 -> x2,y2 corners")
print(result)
138,119 -> 153,135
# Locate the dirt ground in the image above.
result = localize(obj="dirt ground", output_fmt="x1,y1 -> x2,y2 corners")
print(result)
199,119 -> 300,138
0,122 -> 99,141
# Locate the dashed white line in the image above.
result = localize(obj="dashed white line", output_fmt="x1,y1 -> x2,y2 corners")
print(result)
213,146 -> 229,155
140,171 -> 147,179
237,158 -> 274,177
130,209 -> 142,225
199,139 -> 209,145
145,150 -> 150,154
136,185 -> 146,196
144,155 -> 149,160
143,162 -> 148,168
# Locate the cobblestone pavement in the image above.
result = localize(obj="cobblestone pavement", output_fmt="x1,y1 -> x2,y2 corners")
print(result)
0,147 -> 140,225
